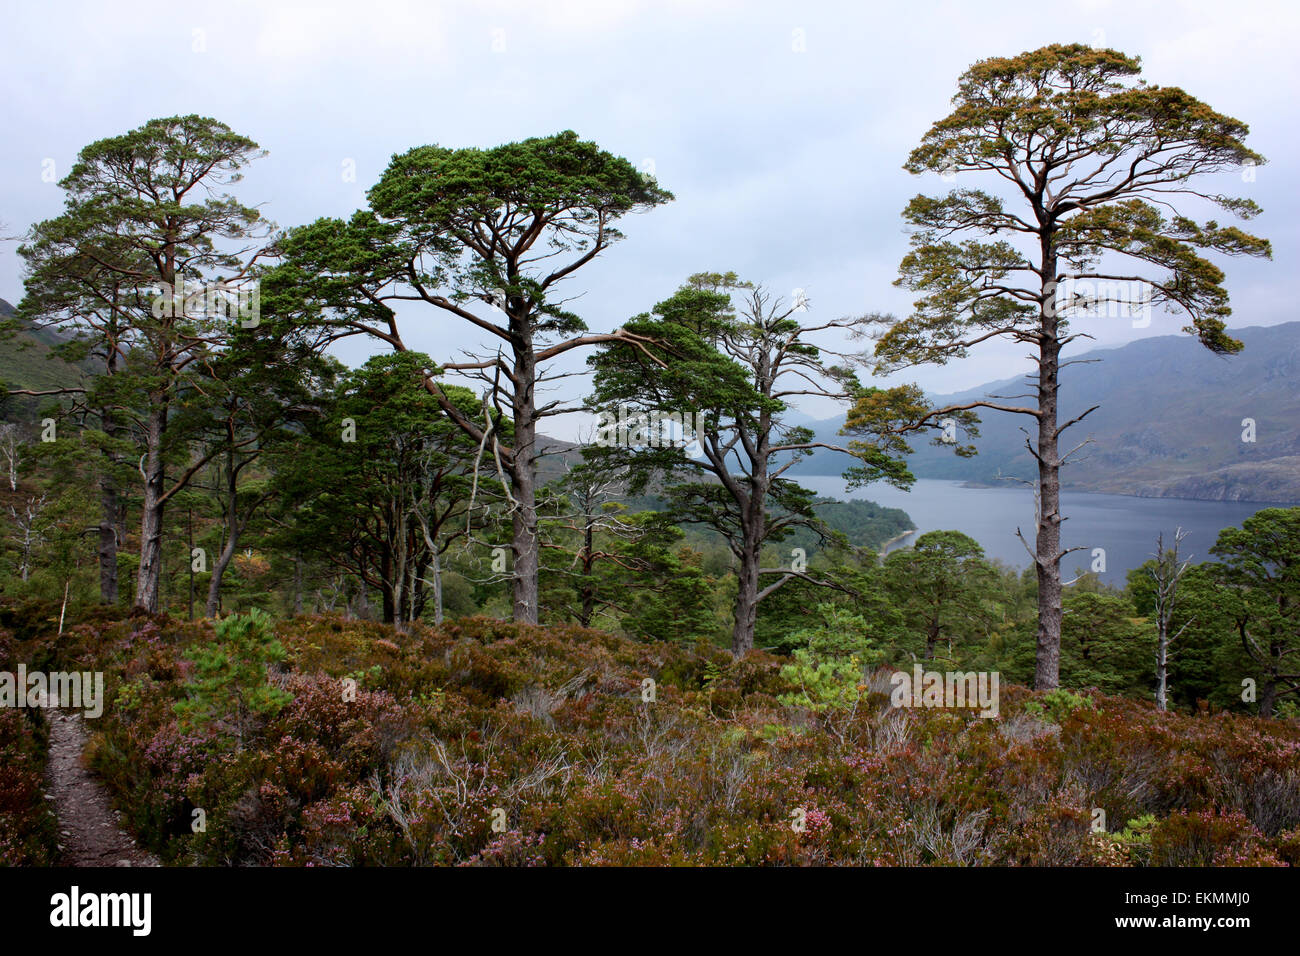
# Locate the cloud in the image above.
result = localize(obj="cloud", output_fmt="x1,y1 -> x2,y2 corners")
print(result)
1,0 -> 1295,439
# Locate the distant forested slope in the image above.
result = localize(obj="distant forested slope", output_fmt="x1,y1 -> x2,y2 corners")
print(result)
792,322 -> 1300,502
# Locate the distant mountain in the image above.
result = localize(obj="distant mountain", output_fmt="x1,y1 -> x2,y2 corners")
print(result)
791,322 -> 1300,503
0,298 -> 89,418
10,290 -> 1291,503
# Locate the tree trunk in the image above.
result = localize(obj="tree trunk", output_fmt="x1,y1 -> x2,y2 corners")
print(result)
294,553 -> 304,616
408,556 -> 423,626
98,470 -> 121,605
134,406 -> 167,613
114,493 -> 128,594
16,509 -> 34,581
97,407 -> 128,606
731,375 -> 773,658
1259,680 -> 1276,719
431,547 -> 443,626
732,542 -> 760,656
579,518 -> 595,627
96,344 -> 124,605
206,537 -> 238,618
925,621 -> 940,660
511,349 -> 540,625
1155,621 -> 1169,712
390,535 -> 407,632
1034,244 -> 1063,691
512,476 -> 540,625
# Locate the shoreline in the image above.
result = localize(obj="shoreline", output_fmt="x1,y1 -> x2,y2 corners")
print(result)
953,480 -> 1300,507
876,528 -> 918,554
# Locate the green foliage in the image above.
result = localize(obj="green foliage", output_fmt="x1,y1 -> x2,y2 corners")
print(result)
1025,688 -> 1095,724
588,271 -> 930,654
873,43 -> 1272,690
883,530 -> 999,662
618,530 -> 717,643
793,498 -> 914,552
778,604 -> 882,711
365,131 -> 673,339
174,608 -> 292,741
538,459 -> 717,642
273,352 -> 489,627
1059,590 -> 1151,697
17,114 -> 270,613
789,604 -> 882,662
1208,507 -> 1300,716
778,652 -> 866,712
1108,813 -> 1159,865
842,383 -> 979,476
887,43 -> 1270,362
3,110 -> 1297,873
268,131 -> 675,631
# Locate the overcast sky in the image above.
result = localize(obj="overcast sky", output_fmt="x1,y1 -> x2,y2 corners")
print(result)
2,0 -> 1295,438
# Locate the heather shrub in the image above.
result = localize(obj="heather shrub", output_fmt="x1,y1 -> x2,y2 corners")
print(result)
1149,809 -> 1283,866
0,624 -> 58,865
0,708 -> 58,865
13,602 -> 1300,868
1276,826 -> 1300,865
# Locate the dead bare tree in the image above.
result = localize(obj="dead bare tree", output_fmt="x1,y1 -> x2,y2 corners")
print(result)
1149,528 -> 1194,712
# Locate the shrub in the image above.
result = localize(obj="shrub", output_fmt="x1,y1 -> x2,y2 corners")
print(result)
0,709 -> 58,865
778,604 -> 882,712
30,604 -> 1300,868
174,609 -> 293,745
1025,688 -> 1095,724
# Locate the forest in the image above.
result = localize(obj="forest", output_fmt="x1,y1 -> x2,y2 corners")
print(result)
2,41 -> 1298,872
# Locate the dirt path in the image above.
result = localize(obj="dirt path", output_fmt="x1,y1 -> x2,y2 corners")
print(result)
46,711 -> 159,867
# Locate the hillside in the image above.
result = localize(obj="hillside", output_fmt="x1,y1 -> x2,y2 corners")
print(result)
792,322 -> 1300,502
0,297 -> 87,419
4,604 -> 1299,867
